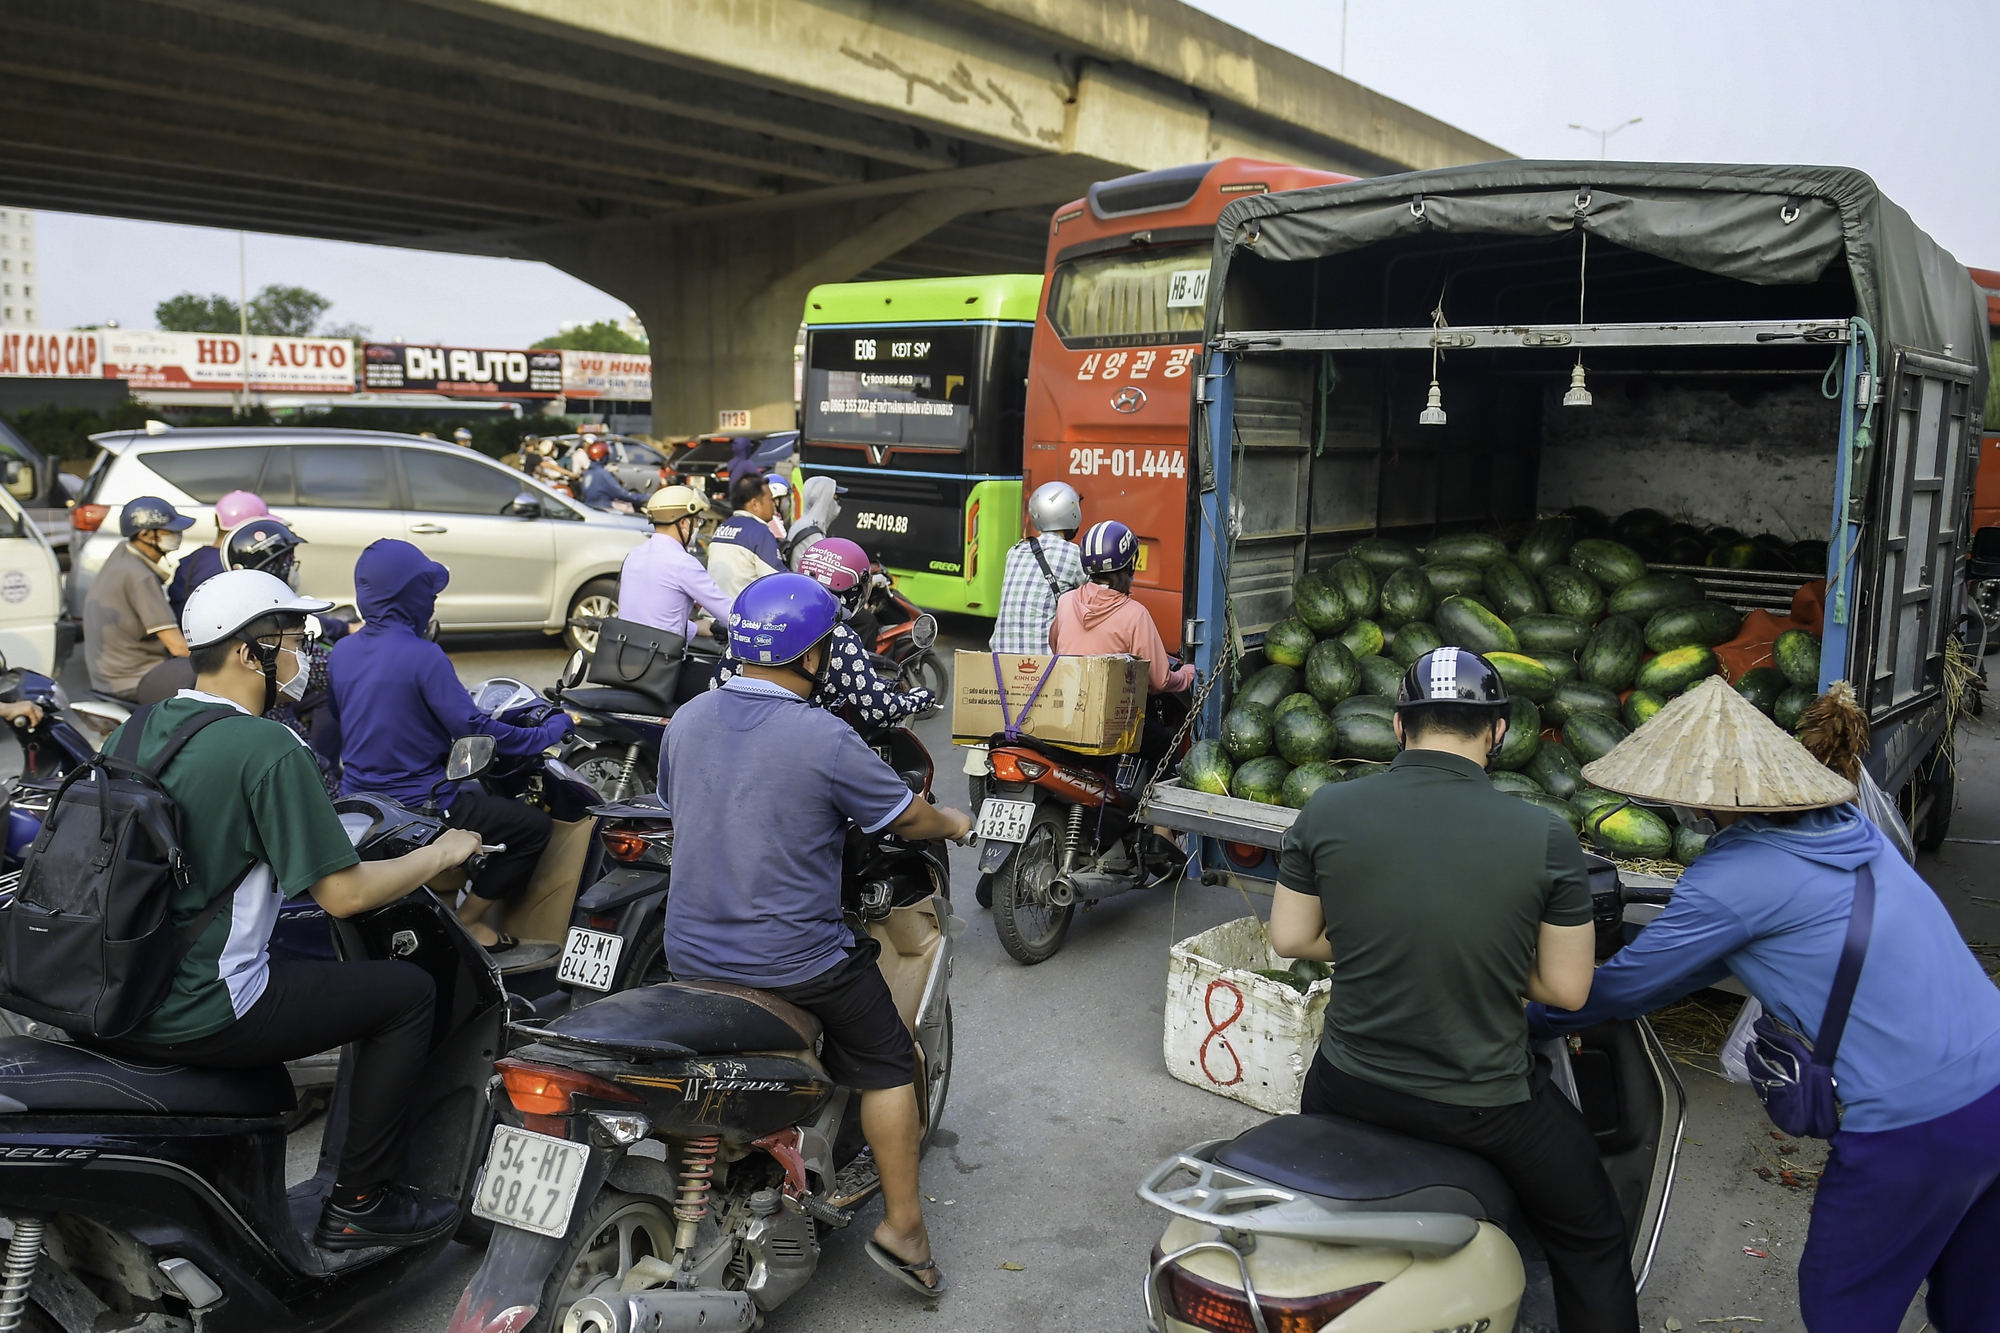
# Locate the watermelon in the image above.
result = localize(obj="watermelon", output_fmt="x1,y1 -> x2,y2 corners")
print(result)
1789,539 -> 1829,573
1564,506 -> 1613,539
1563,710 -> 1630,764
1585,803 -> 1674,859
1708,539 -> 1769,570
1491,696 -> 1542,771
1635,645 -> 1722,696
1341,761 -> 1390,783
1378,567 -> 1437,627
1239,664 -> 1299,710
1336,710 -> 1401,762
1512,613 -> 1592,653
1348,537 -> 1424,575
1773,685 -> 1813,731
1707,525 -> 1744,543
1294,570 -> 1352,636
1181,740 -> 1233,796
1672,824 -> 1709,866
1643,601 -> 1743,652
1274,704 -> 1339,765
1545,679 -> 1623,726
1580,615 -> 1645,691
1483,559 -> 1546,621
1222,703 -> 1275,760
1263,617 -> 1316,668
1661,536 -> 1710,564
1426,533 -> 1509,567
1283,761 -> 1346,809
1571,786 -> 1627,819
1331,558 -> 1380,621
1333,695 -> 1394,724
1734,666 -> 1789,715
1423,562 -> 1487,599
1304,639 -> 1363,706
1390,622 -> 1443,667
1520,791 -> 1584,834
1622,689 -> 1667,731
1516,515 -> 1579,577
1774,629 -> 1821,687
1489,771 -> 1545,797
1612,507 -> 1673,543
1436,596 -> 1521,655
1569,538 -> 1648,589
1606,573 -> 1705,619
1338,619 -> 1385,659
1532,652 -> 1579,683
1526,740 -> 1584,800
1540,565 -> 1606,623
1230,755 -> 1292,806
1486,651 -> 1557,702
1359,654 -> 1405,700
1275,691 -> 1322,719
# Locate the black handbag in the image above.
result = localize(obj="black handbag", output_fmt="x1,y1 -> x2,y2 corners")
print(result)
587,617 -> 685,704
1745,863 -> 1875,1139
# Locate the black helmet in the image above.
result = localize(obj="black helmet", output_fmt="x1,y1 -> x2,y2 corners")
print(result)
224,517 -> 307,586
1396,646 -> 1509,711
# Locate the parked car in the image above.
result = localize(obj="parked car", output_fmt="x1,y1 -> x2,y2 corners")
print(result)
0,482 -> 64,673
544,432 -> 671,496
67,427 -> 648,652
0,417 -> 84,560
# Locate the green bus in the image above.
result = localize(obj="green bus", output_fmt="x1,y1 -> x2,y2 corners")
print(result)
799,274 -> 1040,617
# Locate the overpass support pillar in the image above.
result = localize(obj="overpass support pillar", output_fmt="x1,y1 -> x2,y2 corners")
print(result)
527,189 -> 990,439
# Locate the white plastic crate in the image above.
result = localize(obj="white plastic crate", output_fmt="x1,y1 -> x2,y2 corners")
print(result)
1164,916 -> 1331,1115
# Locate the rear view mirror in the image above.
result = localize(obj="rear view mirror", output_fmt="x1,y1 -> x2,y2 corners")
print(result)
910,613 -> 938,651
446,734 -> 497,781
2,460 -> 31,500
510,492 -> 541,518
560,649 -> 587,691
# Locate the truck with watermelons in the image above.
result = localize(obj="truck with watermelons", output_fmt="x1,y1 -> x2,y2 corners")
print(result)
1139,162 -> 1986,883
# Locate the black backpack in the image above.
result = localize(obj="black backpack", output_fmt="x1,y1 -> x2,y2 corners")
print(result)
0,703 -> 243,1039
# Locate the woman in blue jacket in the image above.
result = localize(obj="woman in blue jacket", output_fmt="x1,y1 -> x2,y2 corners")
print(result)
1531,678 -> 2000,1331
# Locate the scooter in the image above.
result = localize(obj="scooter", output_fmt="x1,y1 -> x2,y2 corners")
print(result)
971,692 -> 1190,965
0,739 -> 511,1333
858,572 -> 947,701
1137,857 -> 1686,1333
449,851 -> 962,1333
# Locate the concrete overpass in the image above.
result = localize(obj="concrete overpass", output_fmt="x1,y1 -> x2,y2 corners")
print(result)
0,0 -> 1506,434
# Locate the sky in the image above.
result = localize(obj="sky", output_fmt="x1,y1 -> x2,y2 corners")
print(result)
30,0 -> 2000,343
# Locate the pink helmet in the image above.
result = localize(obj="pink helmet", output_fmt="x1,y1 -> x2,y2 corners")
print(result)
214,490 -> 270,531
798,537 -> 870,610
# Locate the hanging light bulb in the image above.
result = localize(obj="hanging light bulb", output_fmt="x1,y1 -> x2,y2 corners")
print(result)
1563,358 -> 1593,407
1420,377 -> 1448,426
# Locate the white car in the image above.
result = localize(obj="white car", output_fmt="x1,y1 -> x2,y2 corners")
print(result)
67,427 -> 648,651
0,483 -> 65,674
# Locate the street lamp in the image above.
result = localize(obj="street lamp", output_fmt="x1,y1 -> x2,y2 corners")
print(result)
1568,117 -> 1642,159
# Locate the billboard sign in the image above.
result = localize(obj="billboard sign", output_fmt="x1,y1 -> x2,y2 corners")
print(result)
560,350 -> 651,400
0,330 -> 102,378
97,330 -> 354,392
362,343 -> 562,397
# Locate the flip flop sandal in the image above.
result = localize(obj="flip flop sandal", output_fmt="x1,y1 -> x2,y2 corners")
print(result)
483,934 -> 521,954
865,1240 -> 945,1299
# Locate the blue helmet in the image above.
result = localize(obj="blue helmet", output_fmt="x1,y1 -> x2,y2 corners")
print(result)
119,496 -> 194,539
728,573 -> 839,666
1080,520 -> 1138,575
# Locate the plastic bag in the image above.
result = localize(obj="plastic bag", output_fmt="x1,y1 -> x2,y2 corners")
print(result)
1854,767 -> 1915,864
1719,995 -> 1763,1085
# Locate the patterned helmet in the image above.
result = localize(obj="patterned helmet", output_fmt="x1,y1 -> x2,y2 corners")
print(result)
797,537 -> 870,607
728,573 -> 839,667
119,496 -> 194,539
1079,520 -> 1139,575
1396,646 -> 1509,711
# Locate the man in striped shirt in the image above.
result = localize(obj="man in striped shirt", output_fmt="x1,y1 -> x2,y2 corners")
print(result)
988,482 -> 1084,655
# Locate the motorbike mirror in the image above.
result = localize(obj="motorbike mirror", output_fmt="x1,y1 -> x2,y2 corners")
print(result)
561,649 -> 587,690
910,613 -> 938,651
510,492 -> 542,519
446,734 -> 497,782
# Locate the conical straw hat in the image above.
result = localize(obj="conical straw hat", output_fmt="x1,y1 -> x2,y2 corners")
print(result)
1580,676 -> 1856,812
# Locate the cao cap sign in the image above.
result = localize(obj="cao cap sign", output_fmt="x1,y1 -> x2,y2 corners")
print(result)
0,330 -> 102,378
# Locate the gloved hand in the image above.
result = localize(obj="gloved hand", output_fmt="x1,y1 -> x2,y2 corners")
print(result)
1524,1001 -> 1560,1041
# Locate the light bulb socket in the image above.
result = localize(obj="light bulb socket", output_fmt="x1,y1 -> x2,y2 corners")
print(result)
1562,362 -> 1593,408
1419,378 -> 1448,427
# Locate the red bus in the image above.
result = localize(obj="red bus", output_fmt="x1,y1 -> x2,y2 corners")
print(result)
1022,158 -> 1354,646
1970,266 -> 2000,535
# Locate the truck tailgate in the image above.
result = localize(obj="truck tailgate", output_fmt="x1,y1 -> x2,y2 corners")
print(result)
1141,778 -> 1296,850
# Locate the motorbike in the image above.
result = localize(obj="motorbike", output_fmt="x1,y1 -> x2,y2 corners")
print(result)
971,690 -> 1190,965
856,570 -> 947,701
0,739 -> 511,1333
556,635 -> 726,804
1138,855 -> 1686,1333
449,834 -> 963,1333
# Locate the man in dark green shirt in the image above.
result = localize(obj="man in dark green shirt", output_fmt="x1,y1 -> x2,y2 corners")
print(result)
1270,646 -> 1636,1333
96,570 -> 482,1251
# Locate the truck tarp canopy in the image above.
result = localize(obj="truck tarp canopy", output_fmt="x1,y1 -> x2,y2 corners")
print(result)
1210,161 -> 1986,393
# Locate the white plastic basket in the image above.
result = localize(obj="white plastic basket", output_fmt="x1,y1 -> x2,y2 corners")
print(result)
1164,916 -> 1331,1115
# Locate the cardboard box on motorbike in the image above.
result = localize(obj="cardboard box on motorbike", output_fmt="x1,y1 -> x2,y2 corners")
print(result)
951,651 -> 1145,755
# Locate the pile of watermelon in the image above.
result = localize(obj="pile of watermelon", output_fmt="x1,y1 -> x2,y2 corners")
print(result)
1180,507 -> 1826,864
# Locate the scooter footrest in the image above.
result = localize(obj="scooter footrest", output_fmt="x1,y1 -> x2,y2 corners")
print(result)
824,1151 -> 881,1211
801,1194 -> 854,1228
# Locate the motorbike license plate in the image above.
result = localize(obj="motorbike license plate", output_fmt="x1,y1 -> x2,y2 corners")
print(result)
471,1125 -> 589,1238
557,927 -> 624,992
976,798 -> 1035,845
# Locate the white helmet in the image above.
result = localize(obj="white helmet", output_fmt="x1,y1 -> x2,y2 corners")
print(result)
183,570 -> 332,649
1026,480 -> 1081,534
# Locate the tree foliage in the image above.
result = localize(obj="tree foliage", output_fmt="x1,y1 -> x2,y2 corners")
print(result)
154,284 -> 346,337
154,292 -> 242,333
531,320 -> 647,354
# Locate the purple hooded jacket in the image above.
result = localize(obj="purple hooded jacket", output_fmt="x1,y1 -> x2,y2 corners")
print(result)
326,539 -> 571,806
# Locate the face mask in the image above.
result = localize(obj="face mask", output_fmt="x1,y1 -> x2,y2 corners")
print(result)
153,531 -> 183,554
276,646 -> 309,702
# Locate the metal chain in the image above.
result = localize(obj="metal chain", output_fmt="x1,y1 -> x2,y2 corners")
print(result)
1140,641 -> 1236,809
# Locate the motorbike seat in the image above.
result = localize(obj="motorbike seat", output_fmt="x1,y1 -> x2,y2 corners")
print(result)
1213,1113 -> 1518,1229
537,980 -> 822,1059
0,1036 -> 295,1117
562,686 -> 673,719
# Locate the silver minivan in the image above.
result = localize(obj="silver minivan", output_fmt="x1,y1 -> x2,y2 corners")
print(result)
68,427 -> 648,650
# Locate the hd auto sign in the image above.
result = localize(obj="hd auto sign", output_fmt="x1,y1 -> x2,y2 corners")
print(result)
96,330 -> 354,392
363,343 -> 563,397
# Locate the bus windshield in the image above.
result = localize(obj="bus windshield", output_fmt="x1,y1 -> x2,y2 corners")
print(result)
803,325 -> 979,450
1047,245 -> 1209,347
